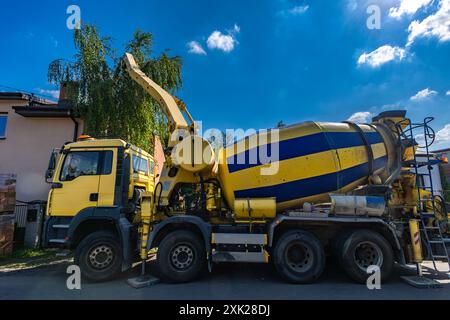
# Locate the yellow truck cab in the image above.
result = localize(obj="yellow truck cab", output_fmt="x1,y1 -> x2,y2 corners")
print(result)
43,137 -> 155,281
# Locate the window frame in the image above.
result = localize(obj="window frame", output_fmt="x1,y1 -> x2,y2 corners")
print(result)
132,154 -> 149,175
0,113 -> 8,139
59,150 -> 113,182
150,160 -> 155,175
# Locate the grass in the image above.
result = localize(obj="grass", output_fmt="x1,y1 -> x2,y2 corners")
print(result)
0,248 -> 73,271
1,248 -> 52,260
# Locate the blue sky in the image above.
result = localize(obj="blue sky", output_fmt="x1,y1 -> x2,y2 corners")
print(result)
1,0 -> 449,148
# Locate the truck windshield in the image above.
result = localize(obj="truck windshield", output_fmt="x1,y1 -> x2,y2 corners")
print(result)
133,155 -> 149,175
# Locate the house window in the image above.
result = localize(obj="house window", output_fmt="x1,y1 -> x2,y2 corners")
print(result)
0,113 -> 7,139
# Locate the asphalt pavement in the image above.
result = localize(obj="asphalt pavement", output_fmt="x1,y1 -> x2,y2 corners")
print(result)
1,259 -> 449,300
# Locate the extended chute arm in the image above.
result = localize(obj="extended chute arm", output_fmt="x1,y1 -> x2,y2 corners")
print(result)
123,53 -> 190,132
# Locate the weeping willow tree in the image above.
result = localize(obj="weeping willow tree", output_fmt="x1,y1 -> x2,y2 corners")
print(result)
48,24 -> 182,152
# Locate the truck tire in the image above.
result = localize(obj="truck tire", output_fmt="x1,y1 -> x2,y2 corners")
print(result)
74,231 -> 123,282
339,229 -> 394,284
273,230 -> 325,284
155,230 -> 205,283
331,230 -> 352,258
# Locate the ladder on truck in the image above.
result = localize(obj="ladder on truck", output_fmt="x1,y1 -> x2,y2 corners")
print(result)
404,117 -> 450,274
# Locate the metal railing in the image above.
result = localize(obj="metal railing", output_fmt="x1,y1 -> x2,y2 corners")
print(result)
14,204 -> 28,228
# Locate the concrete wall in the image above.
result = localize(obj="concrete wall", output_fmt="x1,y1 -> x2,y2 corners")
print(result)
0,100 -> 83,202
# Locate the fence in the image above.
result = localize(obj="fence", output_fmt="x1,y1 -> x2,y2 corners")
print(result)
14,204 -> 28,228
13,204 -> 27,248
13,202 -> 47,248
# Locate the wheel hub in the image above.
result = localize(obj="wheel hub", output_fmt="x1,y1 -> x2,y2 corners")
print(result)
354,241 -> 383,271
285,242 -> 313,272
88,245 -> 114,269
170,245 -> 194,270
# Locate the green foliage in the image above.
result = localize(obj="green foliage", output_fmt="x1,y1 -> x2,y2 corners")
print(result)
48,24 -> 183,152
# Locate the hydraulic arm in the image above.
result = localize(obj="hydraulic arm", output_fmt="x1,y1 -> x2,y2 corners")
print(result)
123,53 -> 195,146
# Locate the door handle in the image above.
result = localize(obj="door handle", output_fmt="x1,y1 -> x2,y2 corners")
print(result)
89,193 -> 99,202
51,183 -> 63,189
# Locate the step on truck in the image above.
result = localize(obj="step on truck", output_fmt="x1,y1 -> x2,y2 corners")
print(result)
43,53 -> 450,283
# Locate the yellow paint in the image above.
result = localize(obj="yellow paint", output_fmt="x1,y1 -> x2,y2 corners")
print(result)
336,143 -> 386,170
219,142 -> 386,212
48,139 -> 155,217
217,117 -> 393,213
234,198 -> 277,220
225,149 -> 339,191
49,176 -> 101,217
98,148 -> 117,207
276,176 -> 367,211
409,220 -> 423,263
139,192 -> 153,259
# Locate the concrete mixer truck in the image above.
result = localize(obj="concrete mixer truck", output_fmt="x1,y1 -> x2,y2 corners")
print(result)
42,53 -> 450,284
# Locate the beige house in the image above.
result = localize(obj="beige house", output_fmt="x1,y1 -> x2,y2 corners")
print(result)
433,148 -> 450,184
0,92 -> 83,203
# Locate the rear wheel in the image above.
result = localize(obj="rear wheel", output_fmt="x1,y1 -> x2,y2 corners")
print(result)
74,231 -> 123,282
155,230 -> 205,283
273,230 -> 325,283
339,229 -> 394,284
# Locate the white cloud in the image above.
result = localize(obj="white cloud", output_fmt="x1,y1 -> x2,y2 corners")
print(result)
279,5 -> 309,16
347,0 -> 358,11
446,90 -> 450,95
288,5 -> 309,15
407,0 -> 450,45
357,45 -> 406,67
410,88 -> 438,100
187,41 -> 207,55
421,124 -> 450,149
435,124 -> 450,145
389,0 -> 433,19
50,36 -> 58,48
232,24 -> 240,33
207,30 -> 238,53
347,112 -> 373,124
37,88 -> 59,99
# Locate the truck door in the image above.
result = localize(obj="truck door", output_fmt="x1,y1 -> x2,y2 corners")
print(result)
97,148 -> 116,207
48,149 -> 105,217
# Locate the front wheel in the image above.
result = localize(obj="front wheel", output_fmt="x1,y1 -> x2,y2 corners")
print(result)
273,230 -> 325,283
155,230 -> 206,283
74,231 -> 123,282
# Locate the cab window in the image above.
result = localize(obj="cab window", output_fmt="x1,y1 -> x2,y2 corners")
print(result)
60,151 -> 112,181
133,155 -> 149,175
150,160 -> 155,175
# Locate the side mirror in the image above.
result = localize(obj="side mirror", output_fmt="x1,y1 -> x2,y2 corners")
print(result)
45,169 -> 54,180
45,149 -> 59,183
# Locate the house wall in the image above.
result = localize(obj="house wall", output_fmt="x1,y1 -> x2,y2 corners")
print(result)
153,135 -> 165,183
437,150 -> 450,185
416,155 -> 443,197
0,100 -> 83,202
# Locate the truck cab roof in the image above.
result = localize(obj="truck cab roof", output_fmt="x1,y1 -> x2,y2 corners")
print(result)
63,138 -> 153,159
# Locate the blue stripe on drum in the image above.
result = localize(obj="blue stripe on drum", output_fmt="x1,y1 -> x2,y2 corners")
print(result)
227,131 -> 384,174
233,156 -> 388,204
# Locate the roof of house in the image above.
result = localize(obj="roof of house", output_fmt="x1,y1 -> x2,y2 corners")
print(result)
432,147 -> 450,153
0,92 -> 56,105
12,105 -> 72,118
0,91 -> 74,118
